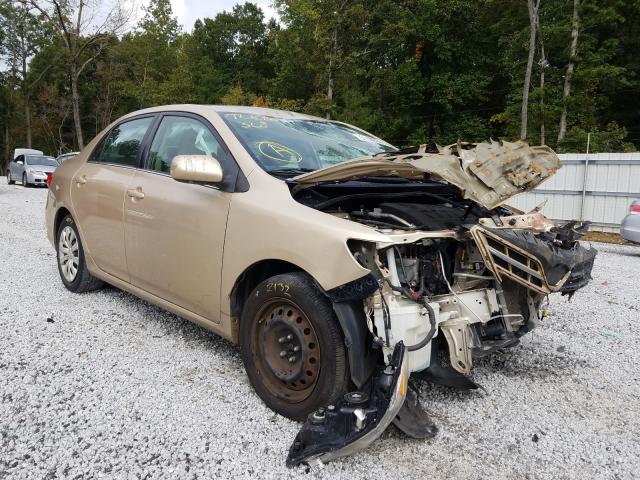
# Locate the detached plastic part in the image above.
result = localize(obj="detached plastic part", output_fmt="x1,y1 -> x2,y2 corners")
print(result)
286,342 -> 410,467
392,385 -> 438,439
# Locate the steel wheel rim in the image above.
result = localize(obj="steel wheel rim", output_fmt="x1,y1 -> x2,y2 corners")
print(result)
253,299 -> 321,403
58,226 -> 80,282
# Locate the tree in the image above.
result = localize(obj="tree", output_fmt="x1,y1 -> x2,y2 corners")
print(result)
0,73 -> 13,172
114,0 -> 181,109
30,0 -> 131,149
0,0 -> 52,147
1,0 -> 637,156
557,0 -> 581,143
536,15 -> 548,144
188,3 -> 271,104
520,0 -> 541,140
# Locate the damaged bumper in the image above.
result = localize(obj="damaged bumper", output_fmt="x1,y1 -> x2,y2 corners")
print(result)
471,224 -> 597,295
287,342 -> 411,467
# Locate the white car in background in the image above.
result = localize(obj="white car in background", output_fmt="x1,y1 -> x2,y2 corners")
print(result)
621,199 -> 640,243
7,153 -> 59,187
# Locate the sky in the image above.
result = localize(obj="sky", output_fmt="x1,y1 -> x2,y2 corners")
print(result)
158,0 -> 278,30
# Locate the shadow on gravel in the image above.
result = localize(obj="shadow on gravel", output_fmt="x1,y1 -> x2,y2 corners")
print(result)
473,345 -> 590,379
592,243 -> 640,257
98,284 -> 240,358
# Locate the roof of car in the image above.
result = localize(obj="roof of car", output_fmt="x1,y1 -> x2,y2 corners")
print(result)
122,104 -> 327,123
13,148 -> 43,158
209,105 -> 325,121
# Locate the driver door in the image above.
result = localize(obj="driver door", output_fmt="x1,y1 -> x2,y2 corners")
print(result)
123,114 -> 233,322
11,155 -> 25,179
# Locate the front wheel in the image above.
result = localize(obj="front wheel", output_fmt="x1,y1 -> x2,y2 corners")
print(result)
56,215 -> 103,293
239,272 -> 349,420
22,173 -> 29,187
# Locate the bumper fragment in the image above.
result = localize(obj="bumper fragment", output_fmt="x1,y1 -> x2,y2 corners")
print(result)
471,224 -> 597,295
286,342 -> 409,467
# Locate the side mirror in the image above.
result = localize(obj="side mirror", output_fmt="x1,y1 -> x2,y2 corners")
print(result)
170,155 -> 223,183
16,160 -> 23,165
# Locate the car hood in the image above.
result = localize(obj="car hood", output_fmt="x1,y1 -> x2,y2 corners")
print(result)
27,165 -> 57,173
293,140 -> 561,210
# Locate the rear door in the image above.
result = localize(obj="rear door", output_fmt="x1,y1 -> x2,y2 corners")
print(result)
123,114 -> 235,322
71,116 -> 155,282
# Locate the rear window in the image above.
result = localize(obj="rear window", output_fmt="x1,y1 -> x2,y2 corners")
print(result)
92,117 -> 154,167
25,156 -> 58,167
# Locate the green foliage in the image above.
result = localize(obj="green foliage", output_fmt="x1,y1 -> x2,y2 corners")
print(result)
221,84 -> 257,105
559,122 -> 635,153
0,0 -> 638,158
114,0 -> 183,109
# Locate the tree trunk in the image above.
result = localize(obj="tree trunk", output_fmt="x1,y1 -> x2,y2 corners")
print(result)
539,67 -> 545,145
22,51 -> 32,148
520,0 -> 540,141
4,121 -> 10,175
537,17 -> 547,145
326,27 -> 337,120
24,100 -> 32,148
70,69 -> 84,150
557,0 -> 581,144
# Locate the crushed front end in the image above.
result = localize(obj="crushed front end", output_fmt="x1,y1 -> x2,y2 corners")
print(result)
287,141 -> 597,466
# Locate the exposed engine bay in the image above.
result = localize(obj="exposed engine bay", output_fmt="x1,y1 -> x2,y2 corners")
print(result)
285,141 -> 597,466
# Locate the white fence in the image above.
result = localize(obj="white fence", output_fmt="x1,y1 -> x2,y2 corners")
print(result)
507,152 -> 640,233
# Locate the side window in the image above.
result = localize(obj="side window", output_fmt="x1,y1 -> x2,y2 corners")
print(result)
146,116 -> 228,173
93,117 -> 153,167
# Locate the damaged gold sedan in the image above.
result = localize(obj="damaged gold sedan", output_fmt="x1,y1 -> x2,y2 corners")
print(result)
44,106 -> 596,467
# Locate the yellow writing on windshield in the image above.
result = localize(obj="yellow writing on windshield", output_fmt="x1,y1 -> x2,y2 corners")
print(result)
240,120 -> 268,129
256,141 -> 302,163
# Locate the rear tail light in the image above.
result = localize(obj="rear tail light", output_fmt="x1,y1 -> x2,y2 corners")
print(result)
46,172 -> 53,187
630,203 -> 640,214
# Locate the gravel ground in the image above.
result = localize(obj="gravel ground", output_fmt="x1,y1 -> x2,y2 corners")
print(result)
1,181 -> 639,479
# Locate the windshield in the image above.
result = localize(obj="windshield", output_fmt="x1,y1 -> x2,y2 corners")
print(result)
25,155 -> 58,167
221,112 -> 396,174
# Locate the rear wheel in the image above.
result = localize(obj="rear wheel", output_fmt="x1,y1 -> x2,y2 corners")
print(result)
7,172 -> 14,184
239,272 -> 349,420
56,215 -> 103,293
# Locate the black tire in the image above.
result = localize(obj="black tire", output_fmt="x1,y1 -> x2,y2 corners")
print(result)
239,272 -> 349,420
22,173 -> 29,187
7,172 -> 15,184
56,215 -> 103,293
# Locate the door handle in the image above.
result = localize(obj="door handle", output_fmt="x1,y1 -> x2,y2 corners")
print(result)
127,187 -> 145,200
75,175 -> 87,185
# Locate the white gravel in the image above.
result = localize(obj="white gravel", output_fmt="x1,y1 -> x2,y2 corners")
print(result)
1,180 -> 639,479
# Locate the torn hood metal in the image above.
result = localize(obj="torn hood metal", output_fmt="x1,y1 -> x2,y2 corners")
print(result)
293,140 -> 561,210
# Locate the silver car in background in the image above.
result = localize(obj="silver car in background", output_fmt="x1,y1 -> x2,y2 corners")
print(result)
621,199 -> 640,243
7,154 -> 59,187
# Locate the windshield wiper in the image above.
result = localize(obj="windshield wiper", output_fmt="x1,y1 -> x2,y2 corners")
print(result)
267,167 -> 315,177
